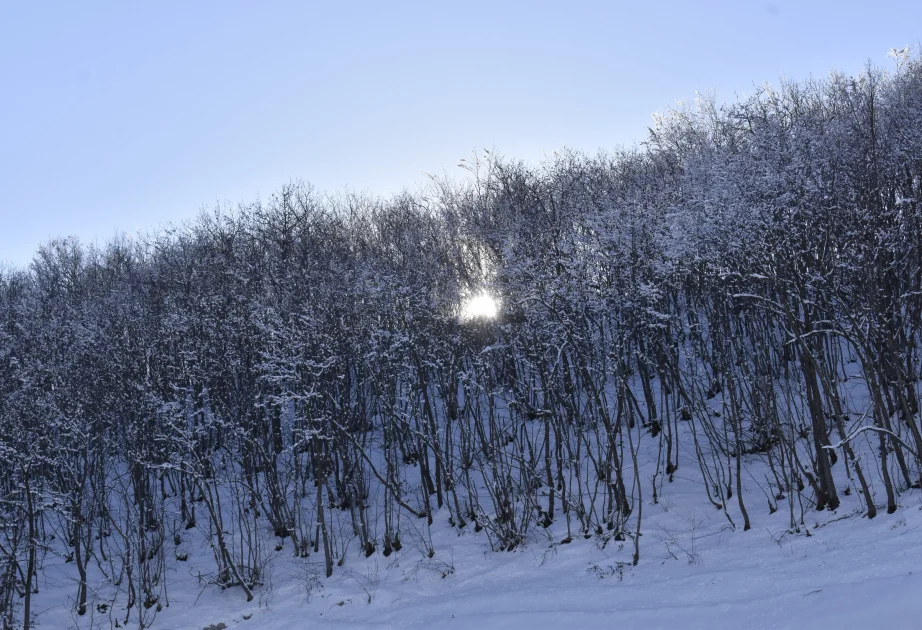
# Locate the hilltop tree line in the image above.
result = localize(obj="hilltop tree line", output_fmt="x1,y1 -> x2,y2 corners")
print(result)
2,56 -> 922,628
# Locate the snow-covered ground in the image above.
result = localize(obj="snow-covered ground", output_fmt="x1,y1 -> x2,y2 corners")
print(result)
21,353 -> 922,630
31,457 -> 922,629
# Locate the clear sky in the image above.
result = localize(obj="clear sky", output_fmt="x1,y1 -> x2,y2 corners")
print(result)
2,1 -> 920,268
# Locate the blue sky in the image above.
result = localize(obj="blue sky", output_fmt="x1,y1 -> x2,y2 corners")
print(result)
2,1 -> 920,267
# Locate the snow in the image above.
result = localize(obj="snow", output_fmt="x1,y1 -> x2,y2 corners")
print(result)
17,345 -> 921,630
30,445 -> 922,629
224,505 -> 922,630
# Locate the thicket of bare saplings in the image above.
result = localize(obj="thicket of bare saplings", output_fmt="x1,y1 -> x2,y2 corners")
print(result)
2,57 -> 922,628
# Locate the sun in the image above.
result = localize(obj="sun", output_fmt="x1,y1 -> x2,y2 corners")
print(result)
461,292 -> 499,320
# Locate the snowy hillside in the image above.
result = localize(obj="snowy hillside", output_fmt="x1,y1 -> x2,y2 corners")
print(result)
31,424 -> 922,630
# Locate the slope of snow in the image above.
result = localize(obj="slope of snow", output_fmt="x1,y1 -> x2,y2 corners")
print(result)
32,462 -> 922,629
23,356 -> 922,630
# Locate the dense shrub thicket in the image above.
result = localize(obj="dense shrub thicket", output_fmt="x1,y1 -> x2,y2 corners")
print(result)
2,57 -> 922,627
